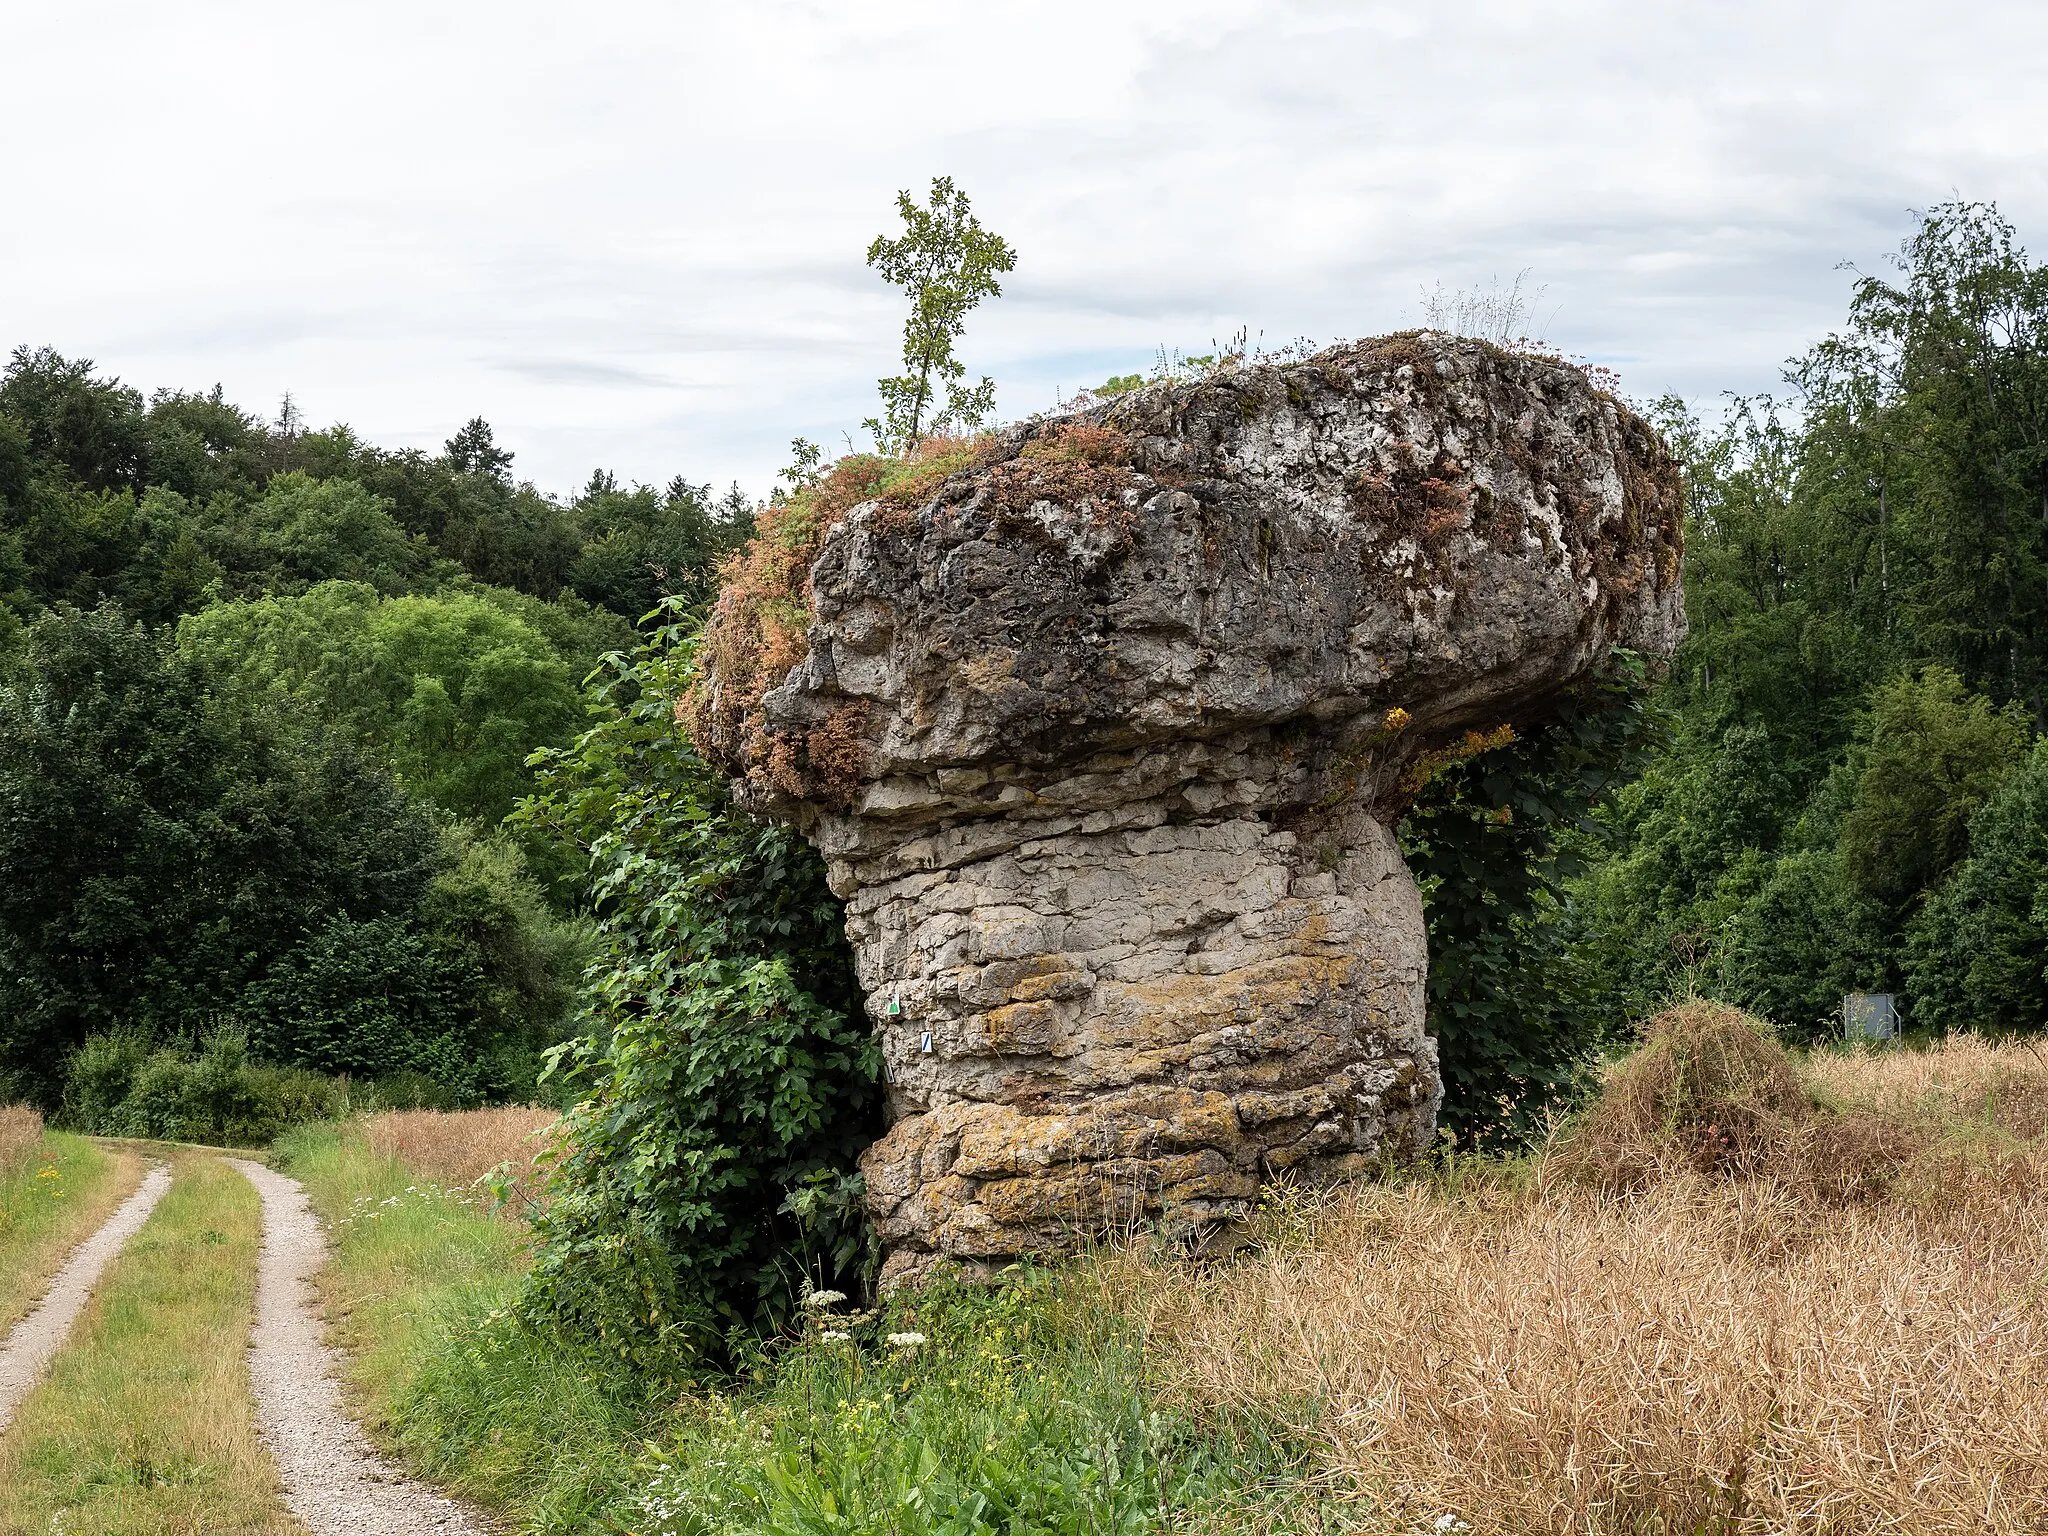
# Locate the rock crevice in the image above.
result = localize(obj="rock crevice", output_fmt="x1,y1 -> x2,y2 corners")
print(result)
695,333 -> 1685,1285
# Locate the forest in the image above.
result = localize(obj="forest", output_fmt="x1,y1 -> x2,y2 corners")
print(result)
0,358 -> 752,1122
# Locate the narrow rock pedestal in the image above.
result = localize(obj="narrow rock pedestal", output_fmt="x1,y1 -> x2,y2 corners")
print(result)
695,332 -> 1686,1285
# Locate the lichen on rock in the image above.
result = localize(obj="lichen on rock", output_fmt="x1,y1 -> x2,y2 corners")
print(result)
691,332 -> 1685,1286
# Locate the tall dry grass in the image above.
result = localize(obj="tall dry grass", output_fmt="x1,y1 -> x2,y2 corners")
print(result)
1117,1010 -> 2048,1534
0,1106 -> 41,1181
361,1107 -> 559,1200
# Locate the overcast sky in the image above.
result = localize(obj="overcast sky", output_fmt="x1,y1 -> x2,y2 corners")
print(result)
6,1 -> 2046,498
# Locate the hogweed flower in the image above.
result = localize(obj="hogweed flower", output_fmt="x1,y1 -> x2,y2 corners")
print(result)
886,1331 -> 926,1350
802,1290 -> 848,1310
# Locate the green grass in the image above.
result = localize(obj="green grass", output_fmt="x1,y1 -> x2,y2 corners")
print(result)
277,1123 -> 1337,1536
0,1151 -> 294,1536
0,1131 -> 133,1334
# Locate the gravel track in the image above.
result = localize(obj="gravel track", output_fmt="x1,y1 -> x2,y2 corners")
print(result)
230,1158 -> 489,1536
0,1159 -> 171,1433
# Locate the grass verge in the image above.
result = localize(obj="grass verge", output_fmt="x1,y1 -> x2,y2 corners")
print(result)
276,1122 -> 1331,1534
0,1151 -> 294,1536
0,1121 -> 137,1335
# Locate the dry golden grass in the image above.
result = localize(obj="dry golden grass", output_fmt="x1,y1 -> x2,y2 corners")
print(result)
1805,1030 -> 2048,1137
361,1107 -> 558,1199
0,1105 -> 42,1180
1118,1014 -> 2048,1534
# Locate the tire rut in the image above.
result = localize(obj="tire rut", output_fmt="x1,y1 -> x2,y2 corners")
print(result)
229,1157 -> 489,1536
0,1159 -> 172,1433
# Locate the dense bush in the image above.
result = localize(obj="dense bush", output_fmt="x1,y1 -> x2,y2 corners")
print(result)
62,1028 -> 349,1147
246,833 -> 586,1103
1905,743 -> 2048,1034
515,608 -> 880,1370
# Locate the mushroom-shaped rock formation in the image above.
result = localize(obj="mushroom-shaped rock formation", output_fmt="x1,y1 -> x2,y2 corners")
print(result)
690,333 -> 1684,1286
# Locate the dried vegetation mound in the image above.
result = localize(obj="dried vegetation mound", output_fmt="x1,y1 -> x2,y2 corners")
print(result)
1556,1004 -> 2048,1208
1555,1001 -> 1812,1185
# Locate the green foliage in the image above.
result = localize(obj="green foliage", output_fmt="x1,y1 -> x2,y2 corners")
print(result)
1721,850 -> 1891,1040
619,1276 -> 1318,1536
1837,664 -> 2029,905
0,345 -> 148,493
864,176 -> 1017,450
0,347 -> 743,629
1400,653 -> 1662,1144
0,603 -> 439,1103
205,470 -> 442,596
0,603 -> 579,1109
243,830 -> 583,1101
566,473 -> 753,618
179,581 -> 588,825
1905,742 -> 2048,1034
514,608 -> 880,1368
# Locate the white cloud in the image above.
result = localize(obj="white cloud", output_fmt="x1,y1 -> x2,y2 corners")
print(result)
4,0 -> 2045,494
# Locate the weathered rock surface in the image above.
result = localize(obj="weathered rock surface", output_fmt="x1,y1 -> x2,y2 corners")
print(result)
698,333 -> 1684,1285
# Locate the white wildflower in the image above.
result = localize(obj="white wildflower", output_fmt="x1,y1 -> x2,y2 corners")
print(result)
801,1289 -> 848,1309
820,1329 -> 852,1341
886,1331 -> 927,1349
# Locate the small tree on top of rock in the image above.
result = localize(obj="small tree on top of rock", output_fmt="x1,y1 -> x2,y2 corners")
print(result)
864,176 -> 1016,453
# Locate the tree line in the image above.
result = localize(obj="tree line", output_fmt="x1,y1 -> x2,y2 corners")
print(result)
1567,201 -> 2048,1045
0,348 -> 752,1112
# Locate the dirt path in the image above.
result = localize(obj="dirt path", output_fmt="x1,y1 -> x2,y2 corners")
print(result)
230,1158 -> 489,1536
0,1159 -> 171,1433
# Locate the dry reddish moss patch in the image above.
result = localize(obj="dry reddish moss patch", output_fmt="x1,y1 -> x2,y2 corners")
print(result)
685,425 -> 1137,805
685,439 -> 979,798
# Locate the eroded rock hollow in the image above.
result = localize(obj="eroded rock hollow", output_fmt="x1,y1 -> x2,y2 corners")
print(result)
693,333 -> 1685,1285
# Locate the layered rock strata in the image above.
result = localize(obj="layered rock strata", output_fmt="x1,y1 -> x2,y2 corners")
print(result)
695,333 -> 1685,1285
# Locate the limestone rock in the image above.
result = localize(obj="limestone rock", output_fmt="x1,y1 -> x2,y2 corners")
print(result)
694,333 -> 1685,1286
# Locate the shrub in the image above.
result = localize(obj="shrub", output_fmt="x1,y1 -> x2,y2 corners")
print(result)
1837,664 -> 2029,907
1401,651 -> 1662,1144
1905,741 -> 2048,1034
60,1028 -> 349,1147
1722,848 -> 1892,1040
241,831 -> 585,1104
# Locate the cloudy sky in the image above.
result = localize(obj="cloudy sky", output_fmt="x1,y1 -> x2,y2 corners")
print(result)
6,1 -> 2046,498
